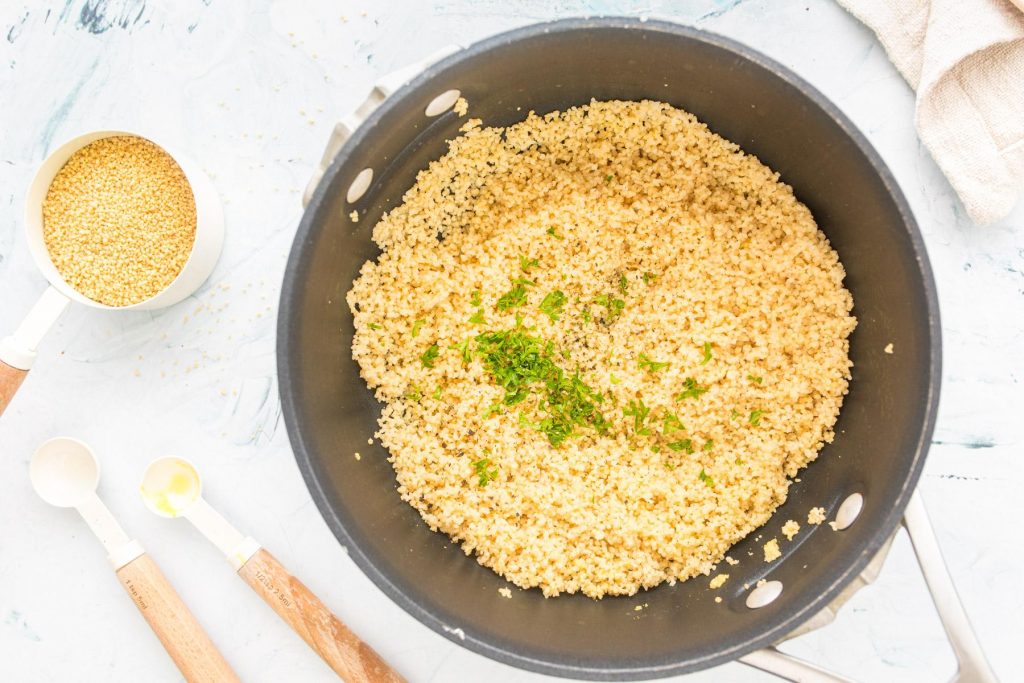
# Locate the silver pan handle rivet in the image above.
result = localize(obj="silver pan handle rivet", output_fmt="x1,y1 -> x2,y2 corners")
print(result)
833,492 -> 864,531
746,580 -> 783,609
425,89 -> 461,116
346,168 -> 374,203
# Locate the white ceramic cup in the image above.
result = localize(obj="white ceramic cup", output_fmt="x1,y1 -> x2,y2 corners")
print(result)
0,131 -> 223,414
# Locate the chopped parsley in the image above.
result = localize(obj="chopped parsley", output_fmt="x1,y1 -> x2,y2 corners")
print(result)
432,386 -> 443,400
662,412 -> 685,434
667,439 -> 694,453
581,307 -> 592,324
539,290 -> 567,322
546,226 -> 564,240
474,328 -> 609,446
642,272 -> 657,285
676,377 -> 709,401
519,255 -> 539,272
703,439 -> 714,451
609,373 -> 621,385
511,277 -> 537,287
730,409 -> 741,420
367,322 -> 381,330
605,173 -> 614,183
622,398 -> 652,436
470,290 -> 482,307
405,384 -> 422,402
663,461 -> 675,471
420,343 -> 439,368
473,458 -> 498,487
496,284 -> 528,310
468,308 -> 486,325
747,374 -> 763,384
748,409 -> 764,426
593,294 -> 625,322
618,274 -> 629,295
638,353 -> 669,372
411,319 -> 425,337
735,457 -> 744,465
700,342 -> 712,365
699,469 -> 714,487
451,338 -> 472,364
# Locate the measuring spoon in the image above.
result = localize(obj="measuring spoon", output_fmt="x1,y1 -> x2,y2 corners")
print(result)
0,130 -> 224,417
31,438 -> 238,683
140,456 -> 404,683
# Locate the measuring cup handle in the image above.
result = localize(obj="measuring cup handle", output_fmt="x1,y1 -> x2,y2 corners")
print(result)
116,552 -> 240,683
238,548 -> 405,683
0,286 -> 70,417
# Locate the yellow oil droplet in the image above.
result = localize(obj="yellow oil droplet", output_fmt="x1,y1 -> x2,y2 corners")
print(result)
142,462 -> 199,517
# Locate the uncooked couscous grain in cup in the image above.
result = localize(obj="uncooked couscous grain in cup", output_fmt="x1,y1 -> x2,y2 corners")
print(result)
42,135 -> 197,307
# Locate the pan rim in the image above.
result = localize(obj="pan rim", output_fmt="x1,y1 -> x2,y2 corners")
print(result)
278,16 -> 942,679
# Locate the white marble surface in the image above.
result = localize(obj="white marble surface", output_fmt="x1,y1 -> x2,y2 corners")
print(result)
1,1 -> 1021,681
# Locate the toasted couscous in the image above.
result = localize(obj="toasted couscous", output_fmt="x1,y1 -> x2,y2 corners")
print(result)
348,100 -> 855,598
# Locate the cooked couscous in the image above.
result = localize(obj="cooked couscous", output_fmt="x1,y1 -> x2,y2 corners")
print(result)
348,100 -> 855,598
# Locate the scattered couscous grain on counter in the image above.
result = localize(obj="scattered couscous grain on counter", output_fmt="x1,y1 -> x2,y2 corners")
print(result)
42,135 -> 196,306
709,574 -> 729,589
763,539 -> 782,562
782,520 -> 800,540
347,100 -> 856,598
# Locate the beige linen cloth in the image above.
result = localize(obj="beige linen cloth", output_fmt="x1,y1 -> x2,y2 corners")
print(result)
837,0 -> 1024,224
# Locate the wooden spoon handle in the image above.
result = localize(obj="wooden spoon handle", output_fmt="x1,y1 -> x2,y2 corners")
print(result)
116,553 -> 240,683
0,360 -> 28,417
238,548 -> 404,682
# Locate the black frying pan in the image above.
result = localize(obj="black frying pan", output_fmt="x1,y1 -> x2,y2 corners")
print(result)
278,18 -> 940,679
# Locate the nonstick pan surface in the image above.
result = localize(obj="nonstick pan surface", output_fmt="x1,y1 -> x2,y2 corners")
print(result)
278,18 -> 941,679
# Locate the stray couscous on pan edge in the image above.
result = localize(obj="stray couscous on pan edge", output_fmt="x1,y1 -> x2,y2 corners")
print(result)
347,100 -> 856,598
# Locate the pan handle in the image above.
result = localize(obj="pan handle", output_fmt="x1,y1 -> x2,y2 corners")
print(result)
739,489 -> 996,682
302,45 -> 462,207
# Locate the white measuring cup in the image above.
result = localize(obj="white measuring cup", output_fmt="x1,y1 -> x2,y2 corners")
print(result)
0,131 -> 224,416
140,456 -> 404,683
30,438 -> 238,682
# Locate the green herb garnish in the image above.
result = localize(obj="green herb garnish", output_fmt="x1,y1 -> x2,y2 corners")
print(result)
546,226 -> 563,240
623,398 -> 652,435
638,353 -> 669,372
662,412 -> 685,434
667,439 -> 694,453
474,328 -> 609,446
411,319 -> 425,337
539,290 -> 567,322
473,458 -> 498,487
451,338 -> 472,364
703,439 -> 714,451
405,384 -> 422,402
730,409 -> 740,421
699,468 -> 714,487
748,409 -> 764,426
496,284 -> 528,310
609,373 -> 620,385
432,386 -> 443,400
700,342 -> 712,365
642,272 -> 657,285
468,308 -> 486,325
420,343 -> 439,368
470,290 -> 482,307
485,402 -> 503,418
605,173 -> 614,183
618,274 -> 629,295
511,277 -> 537,287
581,308 -> 592,324
735,457 -> 744,465
747,374 -> 763,384
593,294 -> 625,321
676,377 -> 709,401
664,461 -> 676,471
367,322 -> 381,330
519,255 -> 539,272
